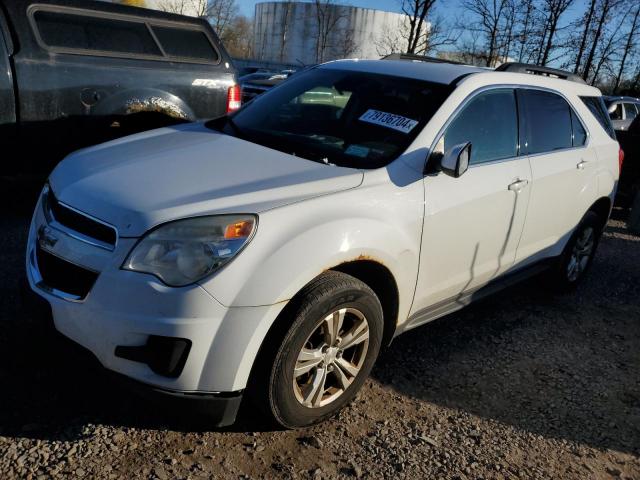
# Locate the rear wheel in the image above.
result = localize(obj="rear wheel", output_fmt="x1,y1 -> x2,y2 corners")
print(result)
251,271 -> 383,428
548,211 -> 603,291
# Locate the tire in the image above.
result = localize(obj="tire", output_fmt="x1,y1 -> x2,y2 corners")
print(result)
548,211 -> 603,292
250,271 -> 384,428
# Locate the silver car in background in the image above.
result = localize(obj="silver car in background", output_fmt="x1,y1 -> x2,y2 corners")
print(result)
604,96 -> 640,131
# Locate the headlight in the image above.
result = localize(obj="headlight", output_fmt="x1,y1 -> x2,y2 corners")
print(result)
123,215 -> 256,287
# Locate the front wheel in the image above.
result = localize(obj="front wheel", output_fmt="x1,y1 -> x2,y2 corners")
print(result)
548,211 -> 603,291
251,271 -> 383,428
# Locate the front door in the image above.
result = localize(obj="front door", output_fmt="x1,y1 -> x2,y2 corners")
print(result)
411,88 -> 531,316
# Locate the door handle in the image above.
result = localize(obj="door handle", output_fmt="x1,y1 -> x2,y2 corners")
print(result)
577,160 -> 588,170
508,179 -> 529,192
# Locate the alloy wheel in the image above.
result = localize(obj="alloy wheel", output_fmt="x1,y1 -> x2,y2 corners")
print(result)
567,226 -> 595,282
293,308 -> 369,408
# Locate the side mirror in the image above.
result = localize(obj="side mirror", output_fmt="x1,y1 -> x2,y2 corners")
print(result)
440,142 -> 471,178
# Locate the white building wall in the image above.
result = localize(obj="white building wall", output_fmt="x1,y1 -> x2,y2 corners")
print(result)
253,2 -> 407,65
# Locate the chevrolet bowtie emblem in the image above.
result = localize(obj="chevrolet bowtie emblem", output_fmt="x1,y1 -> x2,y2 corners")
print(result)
38,225 -> 59,249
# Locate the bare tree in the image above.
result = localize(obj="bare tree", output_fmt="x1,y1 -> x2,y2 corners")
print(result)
572,0 -> 597,73
613,2 -> 640,92
375,16 -> 411,56
333,23 -> 359,58
221,15 -> 253,58
515,0 -> 535,62
581,0 -> 624,81
462,0 -> 510,66
401,0 -> 436,54
499,0 -> 518,62
157,0 -> 237,39
277,2 -> 294,63
420,14 -> 460,53
208,0 -> 239,39
590,13 -> 627,85
537,0 -> 574,66
313,0 -> 346,63
158,0 -> 209,16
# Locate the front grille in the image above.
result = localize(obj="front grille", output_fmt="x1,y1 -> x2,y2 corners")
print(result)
45,189 -> 117,247
36,245 -> 99,299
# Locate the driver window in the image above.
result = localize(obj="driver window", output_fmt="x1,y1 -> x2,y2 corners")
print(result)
433,89 -> 518,166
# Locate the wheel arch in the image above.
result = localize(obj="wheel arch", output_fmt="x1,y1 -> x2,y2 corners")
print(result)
330,260 -> 399,347
244,260 -> 400,401
588,196 -> 612,231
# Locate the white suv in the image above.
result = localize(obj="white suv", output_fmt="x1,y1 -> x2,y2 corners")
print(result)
26,59 -> 621,428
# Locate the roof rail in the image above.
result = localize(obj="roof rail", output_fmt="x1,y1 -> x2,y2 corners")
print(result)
381,53 -> 464,65
496,62 -> 586,84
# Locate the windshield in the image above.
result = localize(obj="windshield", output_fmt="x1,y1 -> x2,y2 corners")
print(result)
206,68 -> 452,169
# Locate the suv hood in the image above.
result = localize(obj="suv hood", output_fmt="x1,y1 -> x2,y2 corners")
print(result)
49,123 -> 363,237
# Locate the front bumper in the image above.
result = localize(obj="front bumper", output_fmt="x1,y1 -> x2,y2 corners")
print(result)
22,286 -> 243,426
25,190 -> 284,403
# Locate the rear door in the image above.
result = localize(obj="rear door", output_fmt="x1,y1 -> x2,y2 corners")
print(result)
515,88 -> 596,265
412,88 -> 532,312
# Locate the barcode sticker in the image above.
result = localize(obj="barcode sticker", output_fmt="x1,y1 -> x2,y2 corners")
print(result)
358,109 -> 419,134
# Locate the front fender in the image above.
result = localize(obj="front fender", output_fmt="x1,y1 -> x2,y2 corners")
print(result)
198,179 -> 424,324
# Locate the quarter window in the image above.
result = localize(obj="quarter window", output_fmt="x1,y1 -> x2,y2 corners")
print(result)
520,89 -> 572,154
151,26 -> 218,62
33,10 -> 161,56
580,96 -> 616,139
436,89 -> 518,165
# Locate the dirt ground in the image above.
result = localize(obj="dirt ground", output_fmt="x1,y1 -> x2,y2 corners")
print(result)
0,206 -> 638,480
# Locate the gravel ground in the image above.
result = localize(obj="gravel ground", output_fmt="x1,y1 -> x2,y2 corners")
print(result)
0,206 -> 638,480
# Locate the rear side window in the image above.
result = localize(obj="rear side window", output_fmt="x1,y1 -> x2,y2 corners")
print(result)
519,89 -> 572,154
581,96 -> 617,139
570,110 -> 587,147
152,26 -> 218,62
33,11 -> 161,56
624,103 -> 638,120
438,89 -> 518,165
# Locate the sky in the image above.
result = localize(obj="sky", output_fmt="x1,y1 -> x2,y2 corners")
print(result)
236,0 -> 587,29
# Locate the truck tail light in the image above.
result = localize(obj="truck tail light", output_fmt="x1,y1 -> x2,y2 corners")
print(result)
619,147 -> 625,174
227,84 -> 241,113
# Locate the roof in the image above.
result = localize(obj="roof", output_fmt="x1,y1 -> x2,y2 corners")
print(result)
321,59 -> 485,85
320,59 -> 602,96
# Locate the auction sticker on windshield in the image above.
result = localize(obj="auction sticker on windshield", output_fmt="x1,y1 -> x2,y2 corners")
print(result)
359,109 -> 419,134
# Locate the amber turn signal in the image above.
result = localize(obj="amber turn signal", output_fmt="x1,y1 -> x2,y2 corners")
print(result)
224,220 -> 253,239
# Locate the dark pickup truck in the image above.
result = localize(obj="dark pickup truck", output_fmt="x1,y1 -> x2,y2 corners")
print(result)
0,0 -> 238,175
